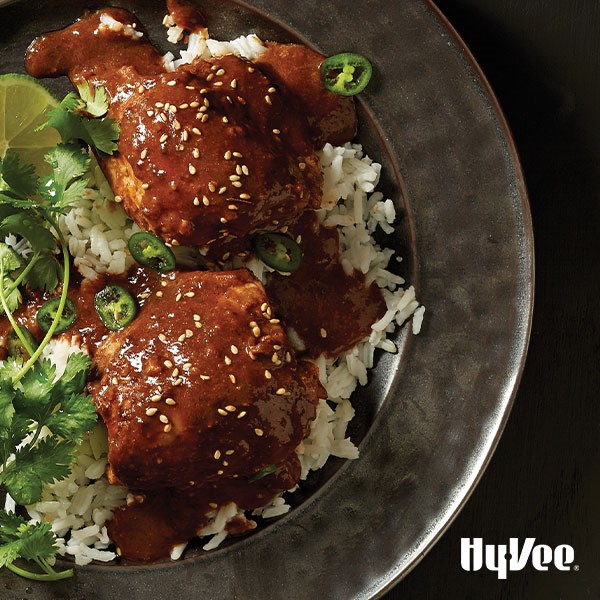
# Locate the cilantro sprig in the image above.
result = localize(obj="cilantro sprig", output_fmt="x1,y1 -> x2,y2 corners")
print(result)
0,79 -> 118,581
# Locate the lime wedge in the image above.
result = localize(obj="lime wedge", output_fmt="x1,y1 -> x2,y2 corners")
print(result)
0,73 -> 60,174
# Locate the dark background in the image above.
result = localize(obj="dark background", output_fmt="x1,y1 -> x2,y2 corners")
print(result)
385,1 -> 600,599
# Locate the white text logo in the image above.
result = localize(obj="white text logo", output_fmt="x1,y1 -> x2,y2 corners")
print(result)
460,537 -> 575,579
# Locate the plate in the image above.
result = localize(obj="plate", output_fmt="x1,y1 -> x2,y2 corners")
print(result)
0,0 -> 533,598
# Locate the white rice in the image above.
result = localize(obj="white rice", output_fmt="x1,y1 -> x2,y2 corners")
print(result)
4,21 -> 424,564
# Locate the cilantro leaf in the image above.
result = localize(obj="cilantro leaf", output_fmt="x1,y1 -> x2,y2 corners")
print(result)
38,143 -> 90,212
83,117 -> 120,154
53,352 -> 91,398
0,212 -> 56,253
0,275 -> 22,315
0,152 -> 38,199
45,393 -> 97,442
0,243 -> 22,272
0,511 -> 70,582
4,438 -> 76,505
0,379 -> 15,429
76,81 -> 109,117
39,87 -> 119,155
23,253 -> 62,292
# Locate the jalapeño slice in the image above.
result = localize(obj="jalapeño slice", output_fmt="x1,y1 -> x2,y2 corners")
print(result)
6,327 -> 38,360
319,52 -> 373,96
252,232 -> 302,272
36,297 -> 77,334
94,284 -> 137,331
128,232 -> 176,273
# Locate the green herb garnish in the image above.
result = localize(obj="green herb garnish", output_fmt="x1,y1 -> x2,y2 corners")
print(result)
0,79 -> 119,581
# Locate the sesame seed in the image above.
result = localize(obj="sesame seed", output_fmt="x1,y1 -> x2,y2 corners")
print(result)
261,303 -> 268,311
224,150 -> 232,160
193,314 -> 201,321
228,204 -> 238,211
222,116 -> 229,123
172,368 -> 180,378
192,127 -> 201,135
146,407 -> 158,416
158,333 -> 167,342
111,377 -> 118,385
254,428 -> 264,437
173,378 -> 183,386
216,68 -> 225,76
159,113 -> 168,122
206,73 -> 214,82
200,374 -> 211,380
218,186 -> 227,195
201,113 -> 209,122
164,360 -> 173,368
176,292 -> 182,302
285,352 -> 292,362
252,326 -> 261,337
165,398 -> 176,405
202,195 -> 210,206
229,374 -> 236,384
217,469 -> 224,475
155,102 -> 164,108
161,280 -> 168,287
151,394 -> 162,402
264,369 -> 272,379
220,217 -> 228,224
230,78 -> 237,88
225,405 -> 236,412
141,183 -> 149,190
164,424 -> 172,433
214,450 -> 221,460
189,164 -> 197,175
140,148 -> 148,159
273,128 -> 281,134
185,329 -> 193,338
190,101 -> 200,108
222,460 -> 229,466
186,85 -> 196,90
213,81 -> 223,87
173,120 -> 181,130
231,344 -> 239,354
193,197 -> 200,206
299,162 -> 306,170
224,356 -> 232,366
241,165 -> 250,176
231,181 -> 243,188
233,151 -> 243,158
159,414 -> 169,424
248,66 -> 255,73
208,182 -> 216,192
320,328 -> 328,338
229,174 -> 240,181
270,318 -> 280,324
183,363 -> 192,370
265,95 -> 272,105
182,130 -> 189,141
268,87 -> 276,93
178,333 -> 186,342
217,408 -> 228,416
195,322 -> 203,329
239,193 -> 251,200
237,411 -> 247,419
114,195 -> 123,203
169,105 -> 177,114
167,80 -> 177,86
225,449 -> 235,455
276,387 -> 286,395
146,110 -> 154,117
159,133 -> 168,143
179,103 -> 189,109
185,291 -> 195,298
192,147 -> 200,159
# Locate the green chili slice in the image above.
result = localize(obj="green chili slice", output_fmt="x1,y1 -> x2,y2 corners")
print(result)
252,232 -> 302,272
6,327 -> 38,360
36,297 -> 77,334
319,52 -> 373,96
128,232 -> 176,273
94,284 -> 137,331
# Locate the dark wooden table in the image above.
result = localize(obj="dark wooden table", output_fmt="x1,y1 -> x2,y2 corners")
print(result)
384,1 -> 600,599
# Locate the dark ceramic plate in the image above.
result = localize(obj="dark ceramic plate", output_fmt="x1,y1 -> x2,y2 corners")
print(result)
0,0 -> 533,598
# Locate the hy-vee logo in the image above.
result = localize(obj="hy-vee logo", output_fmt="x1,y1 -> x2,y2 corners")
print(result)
461,538 -> 576,579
